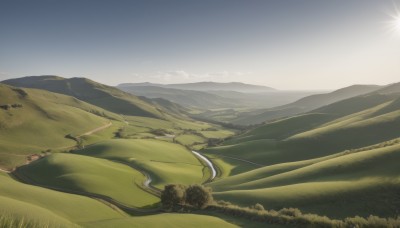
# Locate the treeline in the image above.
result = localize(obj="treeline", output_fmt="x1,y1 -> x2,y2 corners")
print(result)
210,201 -> 400,228
343,138 -> 400,155
161,184 -> 400,228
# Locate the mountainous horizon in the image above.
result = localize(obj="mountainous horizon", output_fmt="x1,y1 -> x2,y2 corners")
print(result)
119,81 -> 276,93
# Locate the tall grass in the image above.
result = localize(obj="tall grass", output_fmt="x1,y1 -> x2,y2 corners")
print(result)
0,213 -> 77,228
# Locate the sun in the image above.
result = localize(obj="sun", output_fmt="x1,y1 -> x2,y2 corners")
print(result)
384,1 -> 400,35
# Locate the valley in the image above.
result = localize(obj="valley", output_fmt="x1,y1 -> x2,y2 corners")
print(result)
1,76 -> 400,227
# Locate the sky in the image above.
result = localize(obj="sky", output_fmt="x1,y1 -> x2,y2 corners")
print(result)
0,0 -> 399,90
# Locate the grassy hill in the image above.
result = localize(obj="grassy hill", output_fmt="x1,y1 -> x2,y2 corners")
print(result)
2,75 -> 165,118
210,142 -> 400,218
75,139 -> 207,188
0,172 -> 124,226
17,153 -> 160,208
232,84 -> 382,125
0,172 -> 237,227
200,85 -> 400,219
205,87 -> 400,167
0,83 -> 121,169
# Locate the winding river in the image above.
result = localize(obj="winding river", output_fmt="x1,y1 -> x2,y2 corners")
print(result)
192,151 -> 217,180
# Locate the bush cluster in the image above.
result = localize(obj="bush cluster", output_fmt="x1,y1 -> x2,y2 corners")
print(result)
0,103 -> 23,110
161,184 -> 213,210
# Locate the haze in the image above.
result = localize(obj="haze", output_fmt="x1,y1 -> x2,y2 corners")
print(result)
1,0 -> 399,90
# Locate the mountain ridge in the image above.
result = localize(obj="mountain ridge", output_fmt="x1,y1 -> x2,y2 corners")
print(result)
118,81 -> 276,93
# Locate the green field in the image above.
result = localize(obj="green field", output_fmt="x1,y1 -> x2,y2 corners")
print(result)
75,139 -> 207,188
17,153 -> 160,208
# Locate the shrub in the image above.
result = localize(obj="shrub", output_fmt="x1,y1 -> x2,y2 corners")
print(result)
0,104 -> 11,110
253,203 -> 265,211
278,208 -> 302,217
185,184 -> 213,209
161,184 -> 187,209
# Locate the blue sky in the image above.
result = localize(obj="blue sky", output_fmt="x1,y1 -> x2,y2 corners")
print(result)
0,0 -> 399,89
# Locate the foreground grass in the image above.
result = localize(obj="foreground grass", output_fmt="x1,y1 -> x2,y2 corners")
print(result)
0,172 -> 241,227
0,172 -> 124,225
0,212 -> 77,228
83,214 -> 238,228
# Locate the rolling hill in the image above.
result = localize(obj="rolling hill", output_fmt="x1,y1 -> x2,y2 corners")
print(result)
209,141 -> 400,218
0,83 -> 120,169
16,153 -> 160,208
201,83 -> 400,219
75,139 -> 207,188
2,75 -> 165,118
204,89 -> 400,169
232,84 -> 383,125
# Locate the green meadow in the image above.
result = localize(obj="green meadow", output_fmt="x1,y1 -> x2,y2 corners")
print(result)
75,139 -> 206,188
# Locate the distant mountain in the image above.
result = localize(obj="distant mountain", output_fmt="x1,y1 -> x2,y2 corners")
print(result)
119,81 -> 275,93
232,84 -> 383,125
118,83 -> 317,111
2,76 -> 165,118
117,85 -> 240,109
372,82 -> 400,95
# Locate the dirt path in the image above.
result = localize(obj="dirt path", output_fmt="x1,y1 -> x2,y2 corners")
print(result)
215,154 -> 264,167
0,168 -> 10,173
78,121 -> 112,137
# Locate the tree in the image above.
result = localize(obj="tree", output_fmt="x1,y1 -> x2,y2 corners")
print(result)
161,184 -> 187,209
185,184 -> 213,209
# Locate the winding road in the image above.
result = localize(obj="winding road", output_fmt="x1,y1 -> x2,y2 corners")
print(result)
192,151 -> 217,181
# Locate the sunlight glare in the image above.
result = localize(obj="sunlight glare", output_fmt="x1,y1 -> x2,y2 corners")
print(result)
396,17 -> 400,31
